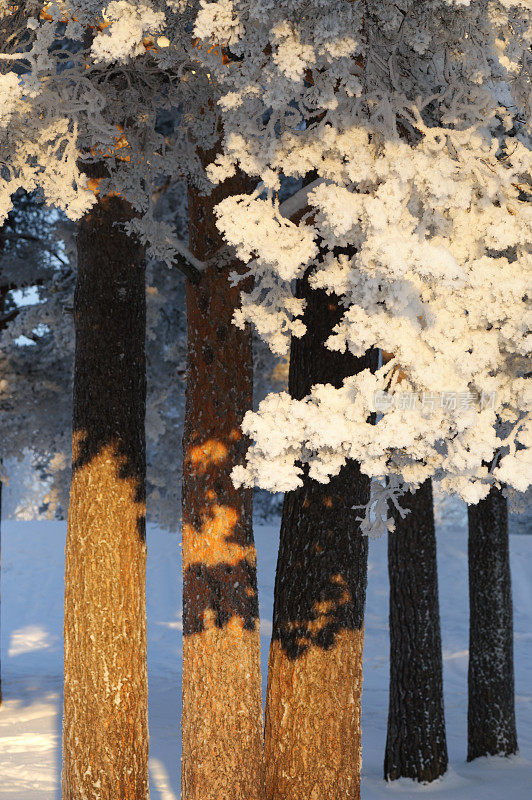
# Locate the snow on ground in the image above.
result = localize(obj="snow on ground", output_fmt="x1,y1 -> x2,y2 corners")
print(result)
0,492 -> 531,799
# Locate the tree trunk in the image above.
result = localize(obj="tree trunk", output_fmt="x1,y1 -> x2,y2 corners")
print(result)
1,242 -> 6,709
181,173 -> 264,800
0,473 -> 2,707
62,195 -> 149,800
467,486 -> 517,760
384,479 -> 448,782
264,271 -> 375,800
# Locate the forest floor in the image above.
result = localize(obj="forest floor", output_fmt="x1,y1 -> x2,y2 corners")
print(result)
0,491 -> 531,799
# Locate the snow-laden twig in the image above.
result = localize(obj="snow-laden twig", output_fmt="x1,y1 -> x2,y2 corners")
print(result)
278,178 -> 325,220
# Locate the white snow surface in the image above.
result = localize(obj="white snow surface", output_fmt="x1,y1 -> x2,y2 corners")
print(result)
0,492 -> 531,799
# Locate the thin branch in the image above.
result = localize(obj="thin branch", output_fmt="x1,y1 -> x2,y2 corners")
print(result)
170,239 -> 208,283
2,233 -> 69,266
278,178 -> 324,220
174,240 -> 207,272
172,253 -> 202,284
0,308 -> 19,331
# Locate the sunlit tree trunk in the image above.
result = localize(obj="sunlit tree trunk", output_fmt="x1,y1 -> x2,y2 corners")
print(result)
181,168 -> 264,800
468,486 -> 517,760
385,479 -> 448,782
264,269 -> 375,800
62,195 -> 149,800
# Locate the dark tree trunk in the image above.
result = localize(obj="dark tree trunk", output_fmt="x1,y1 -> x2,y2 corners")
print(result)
264,271 -> 375,800
181,170 -> 264,800
62,195 -> 149,799
467,486 -> 517,760
384,479 -> 448,782
1,242 -> 6,709
0,474 -> 2,707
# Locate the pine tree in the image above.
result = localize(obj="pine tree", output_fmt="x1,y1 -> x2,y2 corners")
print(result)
264,268 -> 375,800
62,194 -> 149,800
181,163 -> 264,800
468,486 -> 517,760
384,479 -> 448,782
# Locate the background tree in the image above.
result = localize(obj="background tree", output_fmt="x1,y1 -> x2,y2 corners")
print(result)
0,214 -> 75,511
144,176 -> 188,530
468,486 -> 518,760
385,479 -> 448,782
1,192 -> 74,706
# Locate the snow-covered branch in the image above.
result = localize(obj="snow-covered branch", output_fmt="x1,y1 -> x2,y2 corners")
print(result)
278,178 -> 325,220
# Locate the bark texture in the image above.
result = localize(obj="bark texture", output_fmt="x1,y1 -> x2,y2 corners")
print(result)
0,264 -> 4,709
1,226 -> 9,708
0,474 -> 2,707
384,479 -> 448,782
62,195 -> 149,800
264,272 -> 374,800
181,174 -> 264,800
468,486 -> 517,760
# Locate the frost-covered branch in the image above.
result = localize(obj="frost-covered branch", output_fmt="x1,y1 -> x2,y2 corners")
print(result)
193,0 -> 532,517
0,0 -> 530,526
278,178 -> 324,220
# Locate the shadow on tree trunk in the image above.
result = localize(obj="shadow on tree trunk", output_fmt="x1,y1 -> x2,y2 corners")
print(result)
265,267 -> 377,800
180,166 -> 264,800
62,194 -> 149,800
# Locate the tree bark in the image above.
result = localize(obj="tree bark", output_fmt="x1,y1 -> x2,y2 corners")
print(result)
0,472 -> 2,707
467,486 -> 517,760
1,238 -> 6,709
181,172 -> 264,800
264,271 -> 374,800
62,195 -> 149,800
384,479 -> 448,782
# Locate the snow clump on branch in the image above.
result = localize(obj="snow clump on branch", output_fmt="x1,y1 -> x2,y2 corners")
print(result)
192,0 -> 531,519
